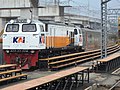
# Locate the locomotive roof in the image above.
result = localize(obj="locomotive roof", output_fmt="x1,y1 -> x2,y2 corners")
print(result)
40,20 -> 75,27
7,19 -> 76,27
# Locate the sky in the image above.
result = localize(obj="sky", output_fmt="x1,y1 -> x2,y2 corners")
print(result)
67,0 -> 120,10
39,0 -> 120,18
67,0 -> 120,18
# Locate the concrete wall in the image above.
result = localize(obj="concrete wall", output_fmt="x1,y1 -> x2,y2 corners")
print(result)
38,6 -> 64,16
20,9 -> 31,19
0,0 -> 30,8
0,18 -> 7,32
0,9 -> 20,17
0,19 -> 3,31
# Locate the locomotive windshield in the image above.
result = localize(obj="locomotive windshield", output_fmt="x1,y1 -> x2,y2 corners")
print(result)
6,24 -> 19,32
22,24 -> 37,32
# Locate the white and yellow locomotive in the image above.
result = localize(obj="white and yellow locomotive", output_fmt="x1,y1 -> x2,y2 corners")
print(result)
3,19 -> 83,69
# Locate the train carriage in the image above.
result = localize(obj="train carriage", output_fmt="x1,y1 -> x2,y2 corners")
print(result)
82,28 -> 101,50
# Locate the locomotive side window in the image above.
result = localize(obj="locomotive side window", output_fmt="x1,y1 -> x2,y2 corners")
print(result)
45,24 -> 48,32
79,29 -> 82,34
22,24 -> 37,32
39,25 -> 44,32
6,24 -> 19,32
67,31 -> 68,36
74,29 -> 78,35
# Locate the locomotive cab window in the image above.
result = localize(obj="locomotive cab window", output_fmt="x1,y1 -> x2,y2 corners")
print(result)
6,24 -> 19,32
74,29 -> 78,35
22,24 -> 37,32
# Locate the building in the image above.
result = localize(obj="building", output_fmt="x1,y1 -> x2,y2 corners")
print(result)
0,0 -> 101,32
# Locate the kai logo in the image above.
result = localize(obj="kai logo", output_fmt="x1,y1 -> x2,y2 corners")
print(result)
13,37 -> 25,43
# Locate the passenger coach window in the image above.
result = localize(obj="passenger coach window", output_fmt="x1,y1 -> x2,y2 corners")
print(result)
22,24 -> 36,32
74,29 -> 78,35
6,24 -> 19,32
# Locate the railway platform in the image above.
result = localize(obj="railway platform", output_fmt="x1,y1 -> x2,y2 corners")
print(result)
38,44 -> 120,71
2,66 -> 89,90
96,52 -> 120,72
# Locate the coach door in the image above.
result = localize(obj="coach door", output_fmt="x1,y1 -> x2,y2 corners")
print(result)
39,32 -> 46,49
69,31 -> 74,45
74,29 -> 80,46
39,24 -> 47,49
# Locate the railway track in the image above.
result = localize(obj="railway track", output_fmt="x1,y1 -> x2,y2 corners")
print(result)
39,44 -> 120,70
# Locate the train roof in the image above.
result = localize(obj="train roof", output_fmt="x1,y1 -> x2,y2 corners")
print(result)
82,28 -> 101,33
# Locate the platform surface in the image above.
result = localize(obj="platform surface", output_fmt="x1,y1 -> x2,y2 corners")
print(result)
97,53 -> 120,62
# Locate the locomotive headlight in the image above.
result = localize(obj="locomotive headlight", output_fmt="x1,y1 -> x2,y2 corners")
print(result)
3,34 -> 7,38
97,62 -> 100,64
27,19 -> 31,23
10,20 -> 14,24
6,50 -> 9,54
30,50 -> 35,54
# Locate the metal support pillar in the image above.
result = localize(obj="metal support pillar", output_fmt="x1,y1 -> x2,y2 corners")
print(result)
101,0 -> 108,58
87,69 -> 89,83
75,73 -> 78,87
101,0 -> 111,58
81,71 -> 84,84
